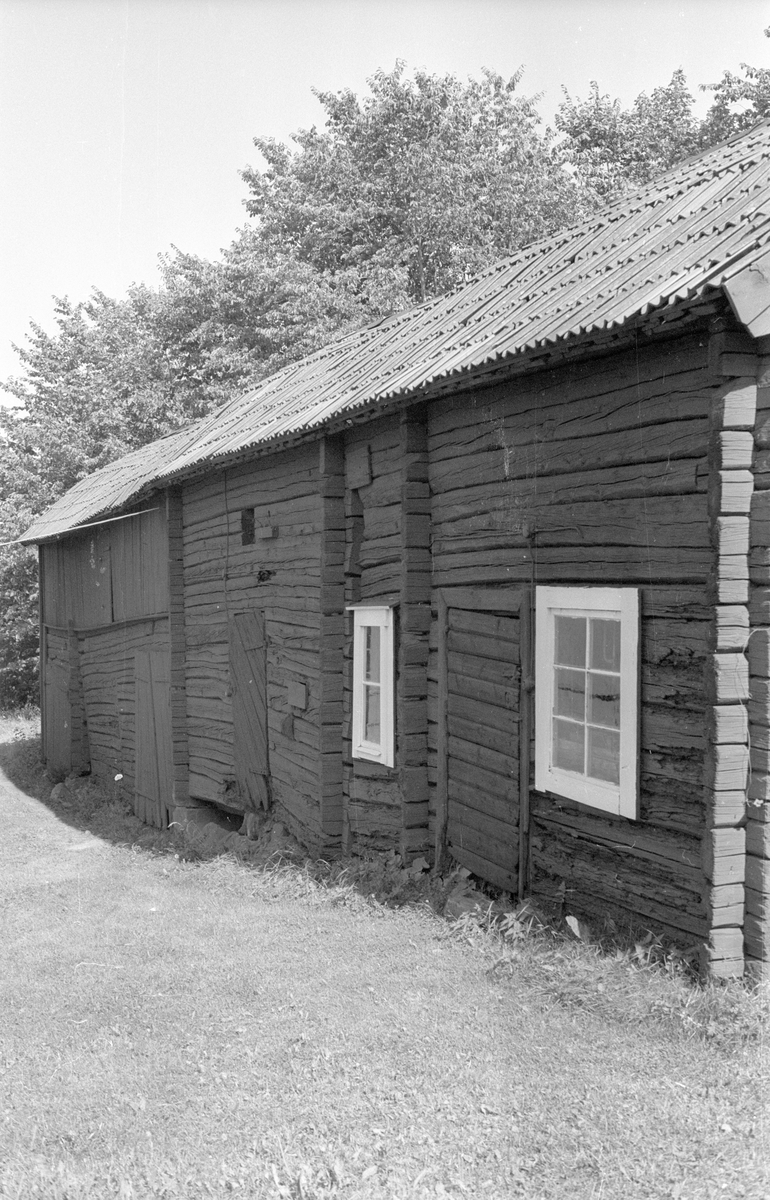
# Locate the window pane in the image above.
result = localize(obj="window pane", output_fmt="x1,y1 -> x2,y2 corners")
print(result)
553,718 -> 584,774
590,618 -> 620,672
587,727 -> 620,784
365,626 -> 380,683
555,616 -> 586,667
554,668 -> 585,721
364,683 -> 381,744
588,672 -> 620,729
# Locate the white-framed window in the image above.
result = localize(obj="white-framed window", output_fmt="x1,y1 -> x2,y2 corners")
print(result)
535,586 -> 639,819
349,605 -> 395,768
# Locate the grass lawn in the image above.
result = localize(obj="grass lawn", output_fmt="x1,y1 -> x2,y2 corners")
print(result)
0,714 -> 767,1199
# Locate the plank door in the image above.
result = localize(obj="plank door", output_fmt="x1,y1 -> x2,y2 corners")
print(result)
436,588 -> 528,894
134,648 -> 173,828
43,650 -> 72,777
229,610 -> 270,810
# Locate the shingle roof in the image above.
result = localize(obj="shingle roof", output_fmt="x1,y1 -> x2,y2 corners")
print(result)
22,119 -> 770,543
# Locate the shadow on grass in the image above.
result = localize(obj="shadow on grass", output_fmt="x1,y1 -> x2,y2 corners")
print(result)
0,724 -> 452,910
0,724 -> 185,857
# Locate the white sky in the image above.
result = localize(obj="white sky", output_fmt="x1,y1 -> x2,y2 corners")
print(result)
0,0 -> 769,382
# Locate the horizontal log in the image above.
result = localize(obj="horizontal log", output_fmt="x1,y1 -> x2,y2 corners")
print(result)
746,884 -> 770,919
707,790 -> 748,826
746,854 -> 770,894
705,743 -> 748,791
744,914 -> 769,961
709,882 -> 745,927
447,669 -> 518,711
447,843 -> 517,894
713,378 -> 757,429
716,517 -> 749,556
712,605 -> 749,651
707,705 -> 748,744
432,547 -> 712,588
531,802 -> 701,873
703,827 -> 745,884
709,653 -> 749,702
746,819 -> 770,858
714,470 -> 753,514
716,431 -> 754,470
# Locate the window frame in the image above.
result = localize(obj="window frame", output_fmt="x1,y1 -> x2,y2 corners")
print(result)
349,605 -> 395,768
535,586 -> 639,819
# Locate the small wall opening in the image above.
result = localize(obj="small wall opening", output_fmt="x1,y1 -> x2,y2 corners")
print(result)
241,508 -> 255,545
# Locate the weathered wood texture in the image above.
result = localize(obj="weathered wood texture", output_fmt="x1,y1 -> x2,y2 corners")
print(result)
230,609 -> 269,811
41,627 -> 75,776
437,593 -> 523,892
38,505 -> 170,784
134,646 -> 172,828
701,355 -> 756,977
342,416 -> 405,853
319,436 -> 345,840
78,617 -> 169,798
166,489 -> 189,806
747,349 -> 770,973
40,506 -> 169,629
397,410 -> 431,858
182,444 -> 329,848
428,330 -> 720,943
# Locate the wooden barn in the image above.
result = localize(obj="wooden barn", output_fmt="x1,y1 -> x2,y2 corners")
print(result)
22,121 -> 770,977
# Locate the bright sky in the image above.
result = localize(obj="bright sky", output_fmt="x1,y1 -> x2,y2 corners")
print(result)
0,0 -> 769,382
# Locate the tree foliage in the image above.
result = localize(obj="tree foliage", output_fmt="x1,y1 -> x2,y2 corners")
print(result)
2,50 -> 770,704
243,63 -> 589,304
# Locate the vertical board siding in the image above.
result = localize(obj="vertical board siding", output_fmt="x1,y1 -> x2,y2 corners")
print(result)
428,331 -> 717,941
444,602 -> 521,892
42,628 -> 73,776
230,609 -> 269,810
38,502 -> 171,787
134,646 -> 173,828
182,444 -> 327,847
111,506 -> 169,621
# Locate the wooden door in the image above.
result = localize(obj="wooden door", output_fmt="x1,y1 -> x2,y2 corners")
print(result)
436,588 -> 530,895
43,645 -> 72,777
135,648 -> 172,827
229,610 -> 270,811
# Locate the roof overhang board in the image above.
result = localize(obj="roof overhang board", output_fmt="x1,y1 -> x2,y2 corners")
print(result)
724,248 -> 770,337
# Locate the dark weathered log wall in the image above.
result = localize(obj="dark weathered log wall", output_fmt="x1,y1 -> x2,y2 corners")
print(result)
428,329 -> 722,944
77,616 -> 169,793
342,416 -> 405,851
180,444 -> 327,847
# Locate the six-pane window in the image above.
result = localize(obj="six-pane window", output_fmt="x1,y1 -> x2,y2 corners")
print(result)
536,587 -> 639,819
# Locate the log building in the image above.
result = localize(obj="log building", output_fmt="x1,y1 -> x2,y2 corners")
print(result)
22,121 -> 770,977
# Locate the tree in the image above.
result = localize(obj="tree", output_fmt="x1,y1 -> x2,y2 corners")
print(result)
700,30 -> 770,144
556,70 -> 704,202
242,63 -> 590,305
557,28 -> 770,203
3,55 -> 769,706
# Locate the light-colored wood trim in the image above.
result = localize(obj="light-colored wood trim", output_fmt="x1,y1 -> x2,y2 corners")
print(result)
534,586 -> 640,820
351,606 -> 395,768
43,613 -> 170,637
436,586 -> 522,613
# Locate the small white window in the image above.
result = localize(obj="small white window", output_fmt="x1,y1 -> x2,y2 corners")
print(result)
535,587 -> 639,819
350,606 -> 395,767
